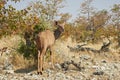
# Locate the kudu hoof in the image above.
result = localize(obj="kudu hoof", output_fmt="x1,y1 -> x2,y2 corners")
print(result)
37,71 -> 43,75
42,68 -> 44,71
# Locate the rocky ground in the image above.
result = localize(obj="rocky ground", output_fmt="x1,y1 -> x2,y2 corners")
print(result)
0,50 -> 120,80
0,57 -> 120,80
0,36 -> 120,80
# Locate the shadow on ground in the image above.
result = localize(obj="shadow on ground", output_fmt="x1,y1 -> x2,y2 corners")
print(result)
14,65 -> 37,73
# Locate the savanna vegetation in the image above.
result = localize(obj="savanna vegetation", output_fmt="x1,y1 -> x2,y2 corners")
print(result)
0,0 -> 120,64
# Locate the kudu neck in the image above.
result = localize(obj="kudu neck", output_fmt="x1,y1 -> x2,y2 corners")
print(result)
54,28 -> 63,40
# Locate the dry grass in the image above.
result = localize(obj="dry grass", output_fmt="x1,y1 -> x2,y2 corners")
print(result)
0,35 -> 36,70
11,52 -> 35,69
0,35 -> 65,70
0,35 -> 22,49
0,35 -> 120,72
54,37 -> 120,63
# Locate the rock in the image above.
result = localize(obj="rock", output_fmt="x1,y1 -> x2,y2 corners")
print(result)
61,61 -> 71,71
45,69 -> 54,77
3,63 -> 13,70
31,74 -> 39,79
4,70 -> 14,74
92,66 -> 99,69
27,72 -> 33,76
46,69 -> 54,74
54,63 -> 62,70
65,75 -> 74,80
93,71 -> 104,75
101,60 -> 107,63
54,72 -> 66,80
80,55 -> 91,60
73,75 -> 84,80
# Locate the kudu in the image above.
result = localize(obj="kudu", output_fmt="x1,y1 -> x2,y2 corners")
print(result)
36,21 -> 65,74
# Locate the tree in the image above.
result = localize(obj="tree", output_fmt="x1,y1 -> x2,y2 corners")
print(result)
80,0 -> 95,24
111,4 -> 120,47
111,4 -> 120,29
76,0 -> 114,42
30,0 -> 65,21
91,10 -> 110,29
60,13 -> 72,22
0,0 -> 40,37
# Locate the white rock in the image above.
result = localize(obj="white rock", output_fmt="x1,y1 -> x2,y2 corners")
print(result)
54,63 -> 62,70
4,70 -> 14,74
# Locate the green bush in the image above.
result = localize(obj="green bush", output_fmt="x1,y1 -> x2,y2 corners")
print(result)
17,40 -> 37,59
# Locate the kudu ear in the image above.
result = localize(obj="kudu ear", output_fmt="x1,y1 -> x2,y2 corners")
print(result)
60,22 -> 65,29
62,22 -> 65,26
54,21 -> 58,26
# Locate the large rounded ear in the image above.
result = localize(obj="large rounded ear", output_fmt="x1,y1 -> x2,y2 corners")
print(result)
54,21 -> 58,26
62,22 -> 65,26
60,22 -> 65,29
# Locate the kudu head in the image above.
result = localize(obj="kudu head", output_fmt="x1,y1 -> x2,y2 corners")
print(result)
54,21 -> 65,40
55,21 -> 65,32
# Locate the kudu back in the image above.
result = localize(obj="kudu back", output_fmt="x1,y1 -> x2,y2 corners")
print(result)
36,21 -> 65,74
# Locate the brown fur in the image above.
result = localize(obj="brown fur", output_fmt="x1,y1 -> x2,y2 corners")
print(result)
36,21 -> 65,74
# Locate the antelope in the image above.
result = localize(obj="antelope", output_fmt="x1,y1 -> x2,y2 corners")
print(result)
36,21 -> 65,74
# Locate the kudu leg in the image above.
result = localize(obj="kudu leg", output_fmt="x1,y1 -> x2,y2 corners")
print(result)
40,54 -> 43,74
50,49 -> 54,69
38,49 -> 46,75
38,50 -> 40,74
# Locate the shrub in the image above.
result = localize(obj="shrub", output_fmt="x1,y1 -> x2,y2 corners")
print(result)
17,40 -> 37,59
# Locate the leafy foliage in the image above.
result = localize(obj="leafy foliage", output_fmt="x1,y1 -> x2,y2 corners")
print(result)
17,40 -> 37,59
